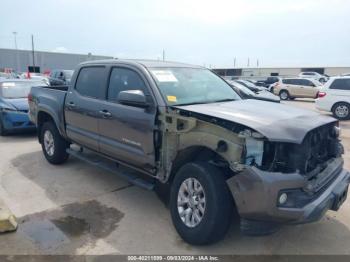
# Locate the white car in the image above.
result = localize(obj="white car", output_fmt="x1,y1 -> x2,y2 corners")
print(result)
316,76 -> 350,120
299,72 -> 328,83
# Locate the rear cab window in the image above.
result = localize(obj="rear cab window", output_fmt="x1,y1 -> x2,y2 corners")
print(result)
75,66 -> 107,99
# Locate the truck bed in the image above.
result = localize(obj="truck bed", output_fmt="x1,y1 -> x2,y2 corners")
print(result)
29,85 -> 68,138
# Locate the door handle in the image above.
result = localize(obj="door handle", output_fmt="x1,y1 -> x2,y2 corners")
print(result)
99,110 -> 112,118
67,102 -> 76,109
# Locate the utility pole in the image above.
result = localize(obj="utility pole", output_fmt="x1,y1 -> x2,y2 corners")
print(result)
31,34 -> 36,71
13,32 -> 18,49
234,57 -> 236,68
162,49 -> 165,61
13,32 -> 19,72
257,59 -> 259,67
247,58 -> 250,67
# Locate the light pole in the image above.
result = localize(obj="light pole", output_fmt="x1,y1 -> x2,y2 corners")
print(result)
31,34 -> 36,71
13,32 -> 19,72
12,32 -> 18,49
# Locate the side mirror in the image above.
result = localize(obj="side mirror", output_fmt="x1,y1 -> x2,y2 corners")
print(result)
118,90 -> 149,108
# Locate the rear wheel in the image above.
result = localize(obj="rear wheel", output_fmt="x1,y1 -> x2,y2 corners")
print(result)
279,90 -> 289,100
40,121 -> 69,164
170,162 -> 233,245
332,102 -> 350,120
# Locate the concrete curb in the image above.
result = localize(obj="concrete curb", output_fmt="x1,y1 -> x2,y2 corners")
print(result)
0,198 -> 18,233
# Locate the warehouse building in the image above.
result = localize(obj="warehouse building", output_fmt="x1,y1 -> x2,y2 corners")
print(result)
213,66 -> 350,79
0,48 -> 113,73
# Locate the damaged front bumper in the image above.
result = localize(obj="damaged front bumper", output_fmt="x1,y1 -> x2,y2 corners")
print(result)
227,157 -> 350,225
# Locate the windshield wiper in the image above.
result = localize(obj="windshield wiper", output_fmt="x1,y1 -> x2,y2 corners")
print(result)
175,102 -> 208,106
210,98 -> 236,103
175,98 -> 236,106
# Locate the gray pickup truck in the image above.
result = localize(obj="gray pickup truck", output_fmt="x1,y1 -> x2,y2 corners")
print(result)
29,59 -> 350,245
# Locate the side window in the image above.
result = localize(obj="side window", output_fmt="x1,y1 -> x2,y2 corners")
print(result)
330,79 -> 350,90
282,79 -> 290,84
107,67 -> 148,102
289,79 -> 299,85
75,67 -> 106,99
299,79 -> 309,86
306,80 -> 315,87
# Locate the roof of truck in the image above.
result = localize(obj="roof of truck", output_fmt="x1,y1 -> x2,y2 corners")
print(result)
80,59 -> 203,69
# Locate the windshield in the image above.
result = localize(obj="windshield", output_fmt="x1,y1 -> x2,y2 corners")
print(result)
237,80 -> 263,93
0,81 -> 44,99
231,81 -> 256,96
149,67 -> 241,106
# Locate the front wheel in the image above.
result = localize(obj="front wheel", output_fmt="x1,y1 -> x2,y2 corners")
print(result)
332,102 -> 350,120
0,118 -> 7,136
170,162 -> 234,245
40,121 -> 69,164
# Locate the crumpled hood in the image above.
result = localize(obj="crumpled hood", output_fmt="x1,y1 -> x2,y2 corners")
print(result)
1,98 -> 29,111
175,100 -> 337,144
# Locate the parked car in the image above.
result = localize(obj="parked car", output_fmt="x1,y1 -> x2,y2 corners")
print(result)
29,59 -> 349,245
256,76 -> 280,89
236,79 -> 266,92
228,80 -> 280,103
273,78 -> 322,100
316,76 -> 350,120
0,79 -> 47,135
49,69 -> 73,86
20,72 -> 50,85
299,72 -> 328,83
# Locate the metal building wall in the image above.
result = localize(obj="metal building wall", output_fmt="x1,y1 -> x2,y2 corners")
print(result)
0,48 -> 113,72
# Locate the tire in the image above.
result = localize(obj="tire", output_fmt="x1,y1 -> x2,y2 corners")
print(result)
170,162 -> 233,245
279,90 -> 289,100
0,118 -> 7,136
40,121 -> 69,164
332,102 -> 350,120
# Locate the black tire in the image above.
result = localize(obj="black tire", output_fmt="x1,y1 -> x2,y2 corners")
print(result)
279,90 -> 289,100
40,121 -> 69,164
170,162 -> 233,245
0,118 -> 7,136
332,102 -> 350,120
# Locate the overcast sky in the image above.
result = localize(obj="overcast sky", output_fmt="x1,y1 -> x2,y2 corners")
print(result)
1,0 -> 349,68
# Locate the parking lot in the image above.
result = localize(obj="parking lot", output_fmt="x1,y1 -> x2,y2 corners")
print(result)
0,99 -> 350,255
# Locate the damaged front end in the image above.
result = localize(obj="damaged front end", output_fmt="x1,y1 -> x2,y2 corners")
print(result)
242,122 -> 343,177
228,121 -> 350,232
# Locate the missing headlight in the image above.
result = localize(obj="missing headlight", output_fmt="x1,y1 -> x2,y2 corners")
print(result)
244,137 -> 264,166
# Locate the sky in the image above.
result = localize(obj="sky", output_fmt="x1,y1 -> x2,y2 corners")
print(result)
0,0 -> 350,68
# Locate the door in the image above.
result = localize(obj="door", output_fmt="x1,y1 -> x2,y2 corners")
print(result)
284,79 -> 301,97
98,66 -> 157,171
64,66 -> 107,151
299,79 -> 318,98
